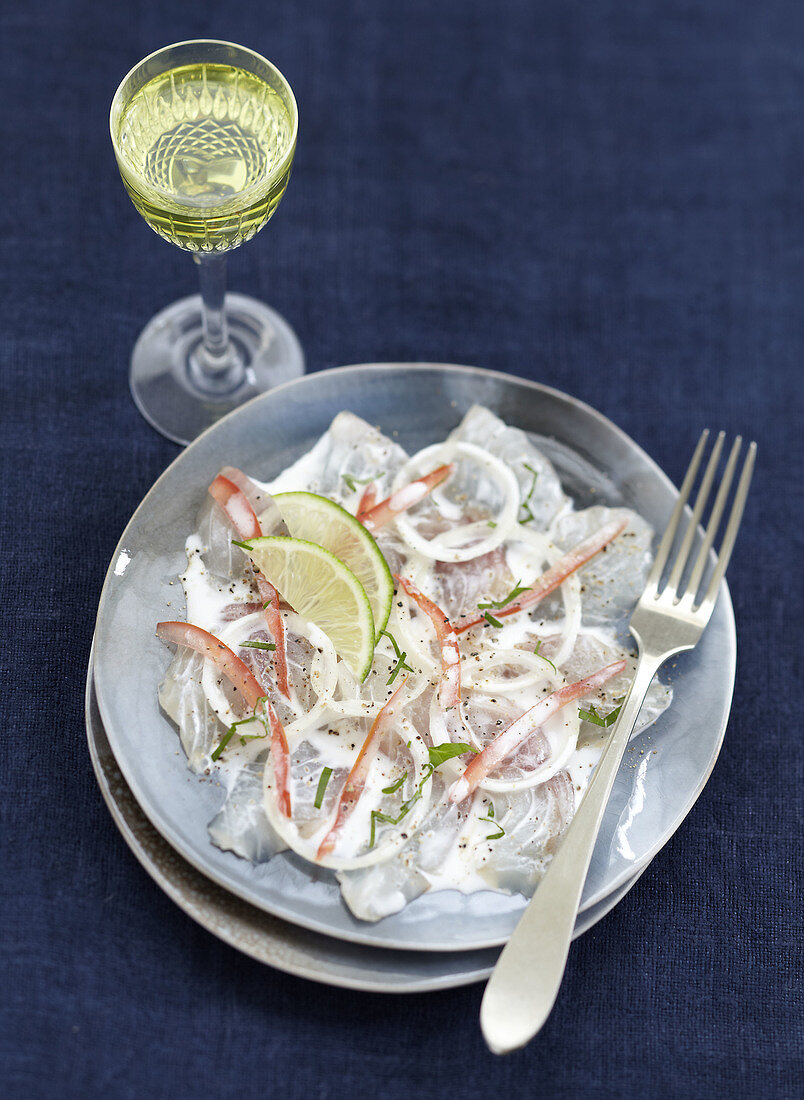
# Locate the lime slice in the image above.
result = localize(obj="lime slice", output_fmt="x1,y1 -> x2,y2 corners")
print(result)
246,536 -> 375,681
274,491 -> 394,638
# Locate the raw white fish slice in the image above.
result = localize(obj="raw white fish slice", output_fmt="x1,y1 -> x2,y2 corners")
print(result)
448,405 -> 569,530
265,411 -> 410,504
208,763 -> 286,863
551,506 -> 654,625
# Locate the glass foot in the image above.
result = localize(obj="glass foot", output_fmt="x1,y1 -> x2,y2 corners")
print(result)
130,292 -> 305,445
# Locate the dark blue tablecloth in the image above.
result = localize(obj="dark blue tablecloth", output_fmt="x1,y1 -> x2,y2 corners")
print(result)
2,1 -> 801,1096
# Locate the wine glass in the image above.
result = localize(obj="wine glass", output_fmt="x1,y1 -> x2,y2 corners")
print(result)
110,40 -> 303,445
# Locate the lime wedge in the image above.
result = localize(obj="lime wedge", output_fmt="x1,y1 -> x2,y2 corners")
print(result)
246,536 -> 375,680
274,491 -> 394,638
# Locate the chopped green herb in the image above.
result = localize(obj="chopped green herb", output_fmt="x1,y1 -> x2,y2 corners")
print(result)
379,629 -> 405,659
211,697 -> 269,761
382,772 -> 408,795
483,611 -> 504,628
519,462 -> 539,523
579,701 -> 623,728
342,473 -> 375,493
428,742 -> 478,768
533,639 -> 557,673
379,629 -> 415,684
487,521 -> 497,529
369,763 -> 435,847
478,801 -> 505,840
210,725 -> 235,762
478,579 -> 530,611
314,767 -> 333,809
387,654 -> 413,685
231,539 -> 253,551
240,640 -> 276,651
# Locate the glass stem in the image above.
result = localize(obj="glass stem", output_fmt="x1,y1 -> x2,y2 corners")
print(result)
190,252 -> 243,389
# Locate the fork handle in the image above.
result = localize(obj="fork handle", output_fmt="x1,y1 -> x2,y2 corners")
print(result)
480,653 -> 664,1055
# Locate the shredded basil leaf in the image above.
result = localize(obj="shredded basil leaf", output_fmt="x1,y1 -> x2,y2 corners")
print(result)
387,654 -> 413,685
533,639 -> 557,673
342,473 -> 375,493
579,701 -> 623,728
211,726 -> 235,762
478,579 -> 530,611
382,772 -> 408,795
240,640 -> 276,651
379,629 -> 415,684
428,742 -> 478,768
369,763 -> 435,847
369,743 -> 481,847
314,767 -> 333,809
519,462 -> 539,523
211,697 -> 269,761
379,629 -> 404,659
478,801 -> 505,840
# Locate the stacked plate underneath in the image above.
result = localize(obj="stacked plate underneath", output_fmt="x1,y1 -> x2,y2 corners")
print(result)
89,364 -> 735,992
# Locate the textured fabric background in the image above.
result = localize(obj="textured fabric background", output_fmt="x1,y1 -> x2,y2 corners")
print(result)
1,1 -> 801,1096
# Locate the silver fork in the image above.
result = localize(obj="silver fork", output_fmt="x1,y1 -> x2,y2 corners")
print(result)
480,430 -> 756,1055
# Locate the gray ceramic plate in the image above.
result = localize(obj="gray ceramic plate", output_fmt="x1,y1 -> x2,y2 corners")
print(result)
86,647 -> 647,992
93,363 -> 735,952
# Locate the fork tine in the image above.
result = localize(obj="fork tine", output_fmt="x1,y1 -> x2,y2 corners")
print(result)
667,430 -> 725,595
646,429 -> 709,589
699,441 -> 757,609
684,436 -> 742,602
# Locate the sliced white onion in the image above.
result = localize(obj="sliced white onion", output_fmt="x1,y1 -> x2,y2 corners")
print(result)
316,641 -> 430,719
387,587 -> 441,677
262,715 -> 434,871
392,442 -> 520,562
428,680 -> 579,793
460,647 -> 559,695
478,711 -> 579,794
200,611 -> 338,745
427,694 -> 478,782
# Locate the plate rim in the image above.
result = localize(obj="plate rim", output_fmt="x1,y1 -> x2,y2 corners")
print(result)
92,361 -> 736,950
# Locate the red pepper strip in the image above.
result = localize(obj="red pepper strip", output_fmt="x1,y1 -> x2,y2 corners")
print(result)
261,694 -> 293,818
453,518 -> 628,634
156,621 -> 265,712
256,576 -> 291,700
219,466 -> 287,535
156,620 -> 292,815
360,464 -> 456,533
316,678 -> 409,860
208,474 -> 262,539
218,465 -> 262,510
208,472 -> 291,699
448,660 -> 627,803
356,482 -> 378,518
395,575 -> 465,741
